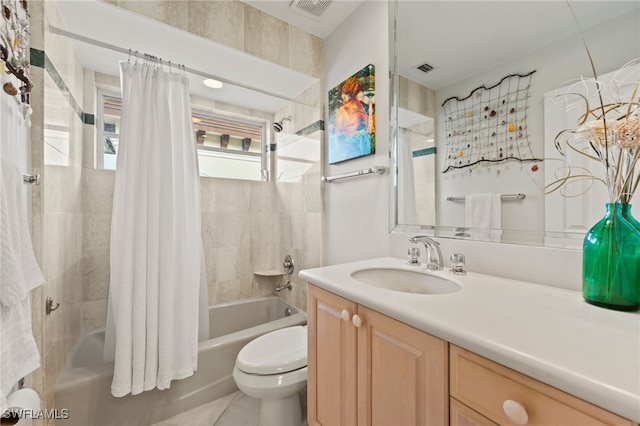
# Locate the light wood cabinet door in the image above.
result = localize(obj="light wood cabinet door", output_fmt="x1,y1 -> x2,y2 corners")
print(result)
357,305 -> 448,426
308,285 -> 358,426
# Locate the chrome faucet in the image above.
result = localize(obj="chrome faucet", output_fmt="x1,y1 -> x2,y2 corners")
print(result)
409,235 -> 443,271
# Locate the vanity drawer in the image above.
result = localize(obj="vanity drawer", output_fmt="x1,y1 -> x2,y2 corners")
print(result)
449,345 -> 633,426
451,397 -> 499,426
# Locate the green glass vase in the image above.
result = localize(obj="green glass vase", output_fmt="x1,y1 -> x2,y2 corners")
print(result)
583,203 -> 640,311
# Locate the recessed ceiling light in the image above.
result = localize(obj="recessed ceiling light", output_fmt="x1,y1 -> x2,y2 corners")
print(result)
203,78 -> 223,89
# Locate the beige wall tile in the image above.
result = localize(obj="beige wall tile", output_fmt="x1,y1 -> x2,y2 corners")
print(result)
82,169 -> 115,213
188,1 -> 244,52
83,255 -> 110,302
288,26 -> 323,79
244,4 -> 289,68
60,260 -> 84,304
399,76 -> 436,118
82,299 -> 108,329
83,213 -> 112,258
213,178 -> 251,212
248,181 -> 277,213
119,0 -> 189,31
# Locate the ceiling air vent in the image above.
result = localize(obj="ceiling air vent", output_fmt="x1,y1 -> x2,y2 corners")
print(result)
417,62 -> 434,74
291,0 -> 333,17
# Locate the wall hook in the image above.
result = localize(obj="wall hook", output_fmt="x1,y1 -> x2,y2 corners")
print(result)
45,297 -> 60,315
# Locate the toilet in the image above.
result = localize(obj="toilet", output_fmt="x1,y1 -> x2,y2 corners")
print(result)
232,325 -> 307,426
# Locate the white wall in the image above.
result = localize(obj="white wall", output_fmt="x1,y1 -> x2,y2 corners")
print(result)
324,0 -> 390,265
322,0 -> 585,290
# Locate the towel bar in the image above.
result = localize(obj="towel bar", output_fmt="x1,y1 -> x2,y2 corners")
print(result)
322,165 -> 387,183
446,193 -> 525,202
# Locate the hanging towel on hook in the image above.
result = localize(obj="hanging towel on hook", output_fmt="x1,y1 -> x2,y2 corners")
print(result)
465,193 -> 502,242
1,159 -> 44,305
0,73 -> 44,410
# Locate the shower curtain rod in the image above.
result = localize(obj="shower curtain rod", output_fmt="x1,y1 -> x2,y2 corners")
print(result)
47,25 -> 302,105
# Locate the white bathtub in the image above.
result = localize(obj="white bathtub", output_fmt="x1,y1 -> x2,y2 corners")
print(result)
54,296 -> 307,426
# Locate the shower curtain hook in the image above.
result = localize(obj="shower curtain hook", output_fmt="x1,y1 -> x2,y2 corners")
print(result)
168,60 -> 172,73
134,51 -> 139,64
128,49 -> 131,64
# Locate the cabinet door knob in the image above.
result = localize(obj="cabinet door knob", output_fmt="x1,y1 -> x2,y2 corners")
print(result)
352,314 -> 362,328
502,400 -> 528,425
341,309 -> 351,322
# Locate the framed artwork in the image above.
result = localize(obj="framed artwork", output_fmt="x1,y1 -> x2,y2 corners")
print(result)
328,64 -> 375,164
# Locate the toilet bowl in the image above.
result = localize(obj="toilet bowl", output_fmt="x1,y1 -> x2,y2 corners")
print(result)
233,325 -> 307,426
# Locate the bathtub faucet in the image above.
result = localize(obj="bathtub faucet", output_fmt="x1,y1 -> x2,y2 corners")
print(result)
276,281 -> 292,292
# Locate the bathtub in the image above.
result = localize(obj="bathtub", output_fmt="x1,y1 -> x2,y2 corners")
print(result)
54,296 -> 307,426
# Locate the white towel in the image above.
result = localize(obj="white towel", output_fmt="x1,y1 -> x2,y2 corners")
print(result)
465,193 -> 502,242
0,299 -> 41,411
1,160 -> 45,305
0,74 -> 44,410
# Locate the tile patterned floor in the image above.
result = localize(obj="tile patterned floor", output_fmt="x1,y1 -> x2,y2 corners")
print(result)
150,391 -> 307,426
149,392 -> 257,426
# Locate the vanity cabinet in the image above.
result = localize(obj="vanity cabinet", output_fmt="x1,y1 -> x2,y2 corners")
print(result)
307,284 -> 635,426
450,345 -> 634,426
307,284 -> 448,426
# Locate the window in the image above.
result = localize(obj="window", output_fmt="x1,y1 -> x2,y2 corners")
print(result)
96,91 -> 268,181
192,111 -> 266,181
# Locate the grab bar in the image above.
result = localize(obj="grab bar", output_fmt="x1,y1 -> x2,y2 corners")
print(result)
322,166 -> 387,183
446,193 -> 526,202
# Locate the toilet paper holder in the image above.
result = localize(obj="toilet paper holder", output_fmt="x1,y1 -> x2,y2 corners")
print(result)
45,297 -> 60,315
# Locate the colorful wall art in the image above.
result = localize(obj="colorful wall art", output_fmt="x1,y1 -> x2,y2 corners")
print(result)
328,64 -> 375,164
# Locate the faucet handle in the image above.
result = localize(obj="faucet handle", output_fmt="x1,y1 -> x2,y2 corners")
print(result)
283,254 -> 294,275
407,247 -> 421,265
449,253 -> 467,275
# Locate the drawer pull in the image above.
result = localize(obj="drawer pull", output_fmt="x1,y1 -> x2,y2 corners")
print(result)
503,399 -> 529,425
341,309 -> 351,321
352,314 -> 362,328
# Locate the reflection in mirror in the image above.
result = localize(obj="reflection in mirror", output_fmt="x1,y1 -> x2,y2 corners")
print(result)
397,76 -> 436,225
391,0 -> 640,247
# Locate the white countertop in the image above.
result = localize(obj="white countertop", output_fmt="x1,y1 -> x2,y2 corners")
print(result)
299,257 -> 640,422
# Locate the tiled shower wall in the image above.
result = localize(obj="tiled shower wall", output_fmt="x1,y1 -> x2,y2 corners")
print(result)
274,81 -> 325,311
46,0 -> 325,333
27,1 -> 325,423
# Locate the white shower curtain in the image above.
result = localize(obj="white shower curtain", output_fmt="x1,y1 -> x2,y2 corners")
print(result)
104,62 -> 209,397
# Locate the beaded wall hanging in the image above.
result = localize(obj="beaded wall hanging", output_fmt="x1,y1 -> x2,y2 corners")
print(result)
441,70 -> 542,174
0,0 -> 31,105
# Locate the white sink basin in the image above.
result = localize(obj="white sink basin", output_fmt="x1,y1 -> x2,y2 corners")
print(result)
350,268 -> 461,295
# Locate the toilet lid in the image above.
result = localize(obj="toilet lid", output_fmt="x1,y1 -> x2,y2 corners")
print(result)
236,326 -> 307,375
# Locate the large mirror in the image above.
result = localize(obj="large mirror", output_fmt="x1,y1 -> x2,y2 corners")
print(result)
391,1 -> 640,248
